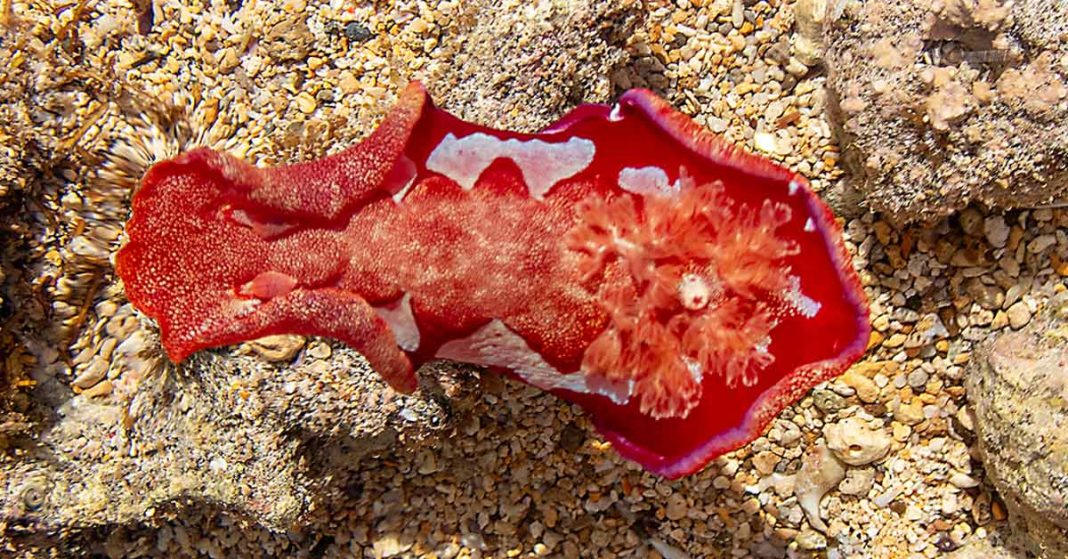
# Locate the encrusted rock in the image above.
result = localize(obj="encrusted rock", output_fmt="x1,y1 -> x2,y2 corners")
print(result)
792,0 -> 832,66
824,0 -> 1068,222
432,0 -> 641,131
967,292 -> 1068,558
825,416 -> 892,466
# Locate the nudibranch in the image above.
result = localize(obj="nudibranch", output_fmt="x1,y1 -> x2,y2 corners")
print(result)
116,82 -> 869,478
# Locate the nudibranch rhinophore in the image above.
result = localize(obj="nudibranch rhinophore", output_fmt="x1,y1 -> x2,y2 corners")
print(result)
116,82 -> 869,478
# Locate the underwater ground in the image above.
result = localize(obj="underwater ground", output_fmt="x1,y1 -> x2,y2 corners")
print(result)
1,0 -> 1066,557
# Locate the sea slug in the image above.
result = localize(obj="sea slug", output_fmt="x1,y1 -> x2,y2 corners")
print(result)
116,82 -> 869,477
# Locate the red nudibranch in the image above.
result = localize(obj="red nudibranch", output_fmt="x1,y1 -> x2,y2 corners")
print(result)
116,82 -> 869,478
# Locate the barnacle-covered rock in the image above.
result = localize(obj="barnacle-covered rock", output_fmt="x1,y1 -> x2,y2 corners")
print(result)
967,291 -> 1068,558
824,0 -> 1068,222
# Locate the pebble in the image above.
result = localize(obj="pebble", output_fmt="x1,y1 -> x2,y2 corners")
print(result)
785,56 -> 809,77
959,208 -> 984,237
344,21 -> 373,43
825,417 -> 892,466
813,389 -> 847,413
984,216 -> 1009,247
372,535 -> 411,557
841,370 -> 880,403
966,280 -> 1004,310
81,379 -> 113,398
895,399 -> 925,426
307,342 -> 332,360
72,358 -> 109,389
949,472 -> 980,489
884,333 -> 907,348
904,504 -> 924,521
753,131 -> 778,154
1005,301 -> 1032,329
338,71 -> 359,95
905,313 -> 950,348
665,493 -> 688,521
892,421 -> 912,442
295,91 -> 317,114
752,450 -> 781,475
839,467 -> 876,496
1027,234 -> 1056,254
906,370 -> 929,389
1004,284 -> 1026,309
795,529 -> 827,551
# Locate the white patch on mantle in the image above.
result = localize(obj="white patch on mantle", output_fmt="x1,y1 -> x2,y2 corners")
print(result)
372,293 -> 421,352
783,275 -> 821,318
434,319 -> 633,405
425,133 -> 595,199
618,166 -> 682,197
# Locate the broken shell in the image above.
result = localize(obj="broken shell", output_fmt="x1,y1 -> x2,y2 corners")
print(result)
795,444 -> 846,533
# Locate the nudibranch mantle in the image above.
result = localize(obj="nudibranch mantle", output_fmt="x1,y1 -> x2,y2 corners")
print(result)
116,82 -> 869,478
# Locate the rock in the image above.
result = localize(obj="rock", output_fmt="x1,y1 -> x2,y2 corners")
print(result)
1028,234 -> 1057,254
1005,301 -> 1032,329
794,445 -> 847,533
649,538 -> 691,559
904,313 -> 950,348
792,0 -> 832,66
432,0 -> 641,131
967,292 -> 1068,558
965,279 -> 1005,311
813,388 -> 847,414
262,17 -> 314,62
343,21 -> 373,43
824,0 -> 1068,223
373,534 -> 414,557
752,450 -> 781,475
841,369 -> 880,403
795,528 -> 827,551
825,416 -> 892,466
948,472 -> 980,489
958,207 -> 984,237
1,338 -> 480,534
894,398 -> 925,426
891,421 -> 912,442
946,536 -> 1022,559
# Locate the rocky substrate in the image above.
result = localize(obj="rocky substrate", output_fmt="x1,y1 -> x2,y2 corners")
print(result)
1,0 -> 1067,557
